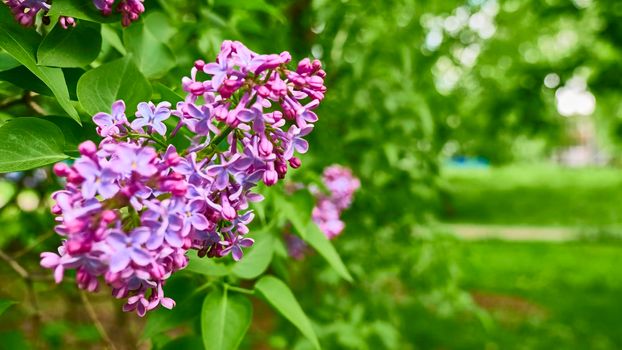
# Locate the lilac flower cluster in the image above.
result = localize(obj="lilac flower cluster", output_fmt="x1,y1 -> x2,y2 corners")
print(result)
40,40 -> 326,316
285,165 -> 360,259
311,165 -> 360,239
4,0 -> 144,28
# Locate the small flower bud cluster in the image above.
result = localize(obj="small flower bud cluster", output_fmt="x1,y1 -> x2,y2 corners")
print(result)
41,40 -> 326,316
4,0 -> 144,28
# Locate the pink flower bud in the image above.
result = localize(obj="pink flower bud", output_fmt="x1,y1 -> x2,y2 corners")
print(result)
194,60 -> 205,70
53,163 -> 70,177
289,157 -> 301,168
263,170 -> 278,186
79,141 -> 97,156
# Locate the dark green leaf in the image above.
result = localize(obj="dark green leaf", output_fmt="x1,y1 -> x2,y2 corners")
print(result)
0,52 -> 20,72
232,233 -> 275,279
255,276 -> 320,350
0,118 -> 67,173
160,336 -> 203,350
0,299 -> 16,316
185,254 -> 230,277
141,276 -> 203,339
77,56 -> 151,116
0,67 -> 83,101
123,14 -> 176,78
0,66 -> 52,96
0,7 -> 80,123
45,115 -> 99,156
38,22 -> 102,68
47,0 -> 121,23
201,288 -> 252,350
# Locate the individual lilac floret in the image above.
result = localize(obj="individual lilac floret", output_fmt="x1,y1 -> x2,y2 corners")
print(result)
92,0 -> 114,15
131,102 -> 171,136
93,100 -> 128,137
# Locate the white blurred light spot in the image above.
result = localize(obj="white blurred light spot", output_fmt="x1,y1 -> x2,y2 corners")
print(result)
425,29 -> 444,51
17,190 -> 39,212
544,73 -> 560,88
555,77 -> 596,117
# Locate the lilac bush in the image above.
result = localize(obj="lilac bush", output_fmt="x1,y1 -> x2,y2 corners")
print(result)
40,40 -> 327,316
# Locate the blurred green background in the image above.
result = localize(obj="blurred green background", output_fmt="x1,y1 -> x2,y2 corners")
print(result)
1,0 -> 622,349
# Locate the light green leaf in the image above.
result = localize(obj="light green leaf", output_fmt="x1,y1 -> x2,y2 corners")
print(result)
0,7 -> 80,123
123,13 -> 176,78
101,25 -> 126,55
185,254 -> 229,277
47,0 -> 120,23
0,118 -> 67,173
0,299 -> 16,316
255,276 -> 320,350
304,222 -> 353,282
38,22 -> 102,68
232,233 -> 274,279
77,56 -> 151,116
276,192 -> 352,282
213,0 -> 285,22
201,288 -> 252,350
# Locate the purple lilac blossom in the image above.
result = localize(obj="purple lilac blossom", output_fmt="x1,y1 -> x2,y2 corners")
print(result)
312,165 -> 360,239
41,40 -> 327,316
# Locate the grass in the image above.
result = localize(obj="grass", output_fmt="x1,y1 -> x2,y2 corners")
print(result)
411,240 -> 622,349
441,164 -> 622,227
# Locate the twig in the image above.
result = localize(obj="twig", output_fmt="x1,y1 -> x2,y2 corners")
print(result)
13,230 -> 55,259
0,96 -> 23,110
0,249 -> 41,345
23,91 -> 46,115
79,291 -> 118,350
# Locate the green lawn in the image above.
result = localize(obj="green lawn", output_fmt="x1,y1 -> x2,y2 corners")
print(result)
441,164 -> 622,227
411,240 -> 622,349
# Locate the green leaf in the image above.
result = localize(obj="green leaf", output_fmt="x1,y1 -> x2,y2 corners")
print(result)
47,0 -> 121,23
275,193 -> 312,239
0,66 -> 52,96
141,276 -> 203,339
123,14 -> 176,78
213,0 -> 285,22
0,7 -> 80,123
276,191 -> 352,282
304,222 -> 353,282
0,299 -> 16,316
101,25 -> 126,55
232,233 -> 275,279
0,118 -> 67,173
0,52 -> 20,72
255,276 -> 320,350
185,254 -> 230,277
37,22 -> 102,68
45,115 -> 99,156
154,83 -> 184,103
77,56 -> 151,116
160,336 -> 203,350
201,288 -> 252,350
